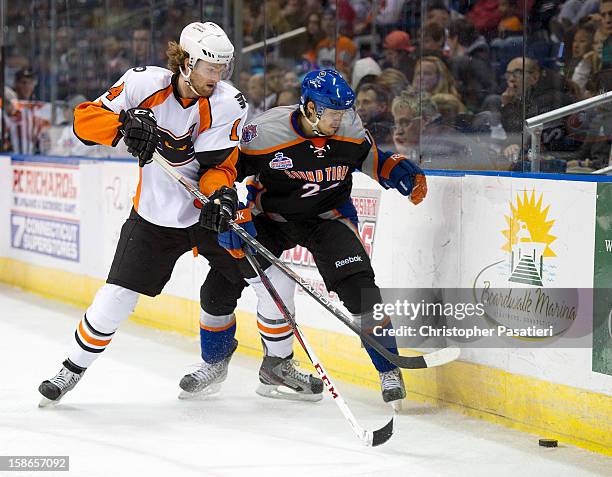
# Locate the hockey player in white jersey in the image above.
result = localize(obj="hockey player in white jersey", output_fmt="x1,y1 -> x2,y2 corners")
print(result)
38,22 -> 253,406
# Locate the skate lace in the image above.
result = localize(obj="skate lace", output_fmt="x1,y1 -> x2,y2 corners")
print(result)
50,368 -> 79,390
380,369 -> 401,390
190,361 -> 223,382
281,360 -> 311,385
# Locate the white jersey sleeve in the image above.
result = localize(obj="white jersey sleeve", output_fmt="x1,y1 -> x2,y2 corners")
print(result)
97,67 -> 174,114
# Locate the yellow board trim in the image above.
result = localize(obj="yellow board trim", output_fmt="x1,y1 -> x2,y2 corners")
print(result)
1,257 -> 610,456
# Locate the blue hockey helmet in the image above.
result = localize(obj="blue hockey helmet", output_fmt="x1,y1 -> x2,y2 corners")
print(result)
300,69 -> 356,112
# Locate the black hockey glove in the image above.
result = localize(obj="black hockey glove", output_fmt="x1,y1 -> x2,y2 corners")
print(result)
199,186 -> 239,233
118,108 -> 159,167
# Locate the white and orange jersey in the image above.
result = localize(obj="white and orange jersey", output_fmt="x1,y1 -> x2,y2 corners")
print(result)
74,66 -> 248,227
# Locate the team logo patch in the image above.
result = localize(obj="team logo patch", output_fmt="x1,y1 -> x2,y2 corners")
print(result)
156,124 -> 196,165
242,124 -> 258,143
269,152 -> 293,170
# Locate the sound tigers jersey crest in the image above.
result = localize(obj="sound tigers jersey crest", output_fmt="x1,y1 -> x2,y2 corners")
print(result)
74,66 -> 248,227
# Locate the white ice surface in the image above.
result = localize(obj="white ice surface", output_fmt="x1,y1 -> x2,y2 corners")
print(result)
0,284 -> 609,477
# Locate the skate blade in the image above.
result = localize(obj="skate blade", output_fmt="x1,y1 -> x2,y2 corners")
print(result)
390,399 -> 403,412
256,383 -> 323,402
178,382 -> 222,400
38,396 -> 61,408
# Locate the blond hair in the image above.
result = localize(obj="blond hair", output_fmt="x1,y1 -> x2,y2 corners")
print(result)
375,68 -> 409,97
391,86 -> 438,120
414,56 -> 461,99
166,41 -> 189,74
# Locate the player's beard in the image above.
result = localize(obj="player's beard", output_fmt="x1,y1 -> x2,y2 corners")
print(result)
193,82 -> 215,98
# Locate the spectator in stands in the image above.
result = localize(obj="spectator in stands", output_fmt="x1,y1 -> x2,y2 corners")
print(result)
102,36 -> 129,80
282,0 -> 303,29
376,68 -> 410,98
355,82 -> 395,147
298,12 -> 323,69
265,0 -> 291,37
447,18 -> 497,111
14,67 -> 37,100
497,0 -> 523,38
276,87 -> 301,106
557,0 -> 601,31
392,86 -> 482,168
283,71 -> 300,89
500,57 -> 578,161
600,0 -> 612,69
568,21 -> 599,95
316,9 -> 358,78
413,56 -> 461,99
381,31 -> 417,82
46,94 -> 90,156
432,93 -> 467,127
9,68 -> 51,154
426,1 -> 452,29
420,21 -> 447,61
247,73 -> 265,119
280,11 -> 323,61
131,25 -> 152,66
375,0 -> 406,37
264,64 -> 286,109
352,57 -> 382,90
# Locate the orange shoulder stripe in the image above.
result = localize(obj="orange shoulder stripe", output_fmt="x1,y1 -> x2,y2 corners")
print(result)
73,100 -> 122,146
240,137 -> 306,156
139,84 -> 173,109
198,98 -> 212,133
330,134 -> 365,144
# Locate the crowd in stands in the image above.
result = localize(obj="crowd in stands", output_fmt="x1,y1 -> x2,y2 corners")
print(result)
3,0 -> 611,172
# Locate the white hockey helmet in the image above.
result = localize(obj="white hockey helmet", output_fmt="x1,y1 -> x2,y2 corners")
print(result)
180,22 -> 234,69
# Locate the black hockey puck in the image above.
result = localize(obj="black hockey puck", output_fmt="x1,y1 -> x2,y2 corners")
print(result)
539,438 -> 558,447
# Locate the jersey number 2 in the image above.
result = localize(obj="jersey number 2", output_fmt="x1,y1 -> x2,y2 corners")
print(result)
301,183 -> 320,198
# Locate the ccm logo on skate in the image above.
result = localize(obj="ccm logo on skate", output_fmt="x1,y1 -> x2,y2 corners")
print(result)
335,255 -> 363,268
314,363 -> 338,399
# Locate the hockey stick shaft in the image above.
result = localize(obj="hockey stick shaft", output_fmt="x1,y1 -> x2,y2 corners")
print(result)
151,151 -> 459,370
243,249 -> 393,446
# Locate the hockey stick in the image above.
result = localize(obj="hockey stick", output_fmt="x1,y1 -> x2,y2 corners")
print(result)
243,248 -> 394,446
151,151 -> 459,370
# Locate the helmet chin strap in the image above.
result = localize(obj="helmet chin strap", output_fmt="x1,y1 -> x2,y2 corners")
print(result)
299,104 -> 326,136
179,66 -> 201,97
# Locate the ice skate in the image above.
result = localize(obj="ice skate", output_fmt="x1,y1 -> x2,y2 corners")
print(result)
38,361 -> 85,407
178,339 -> 237,399
379,367 -> 406,411
256,356 -> 324,402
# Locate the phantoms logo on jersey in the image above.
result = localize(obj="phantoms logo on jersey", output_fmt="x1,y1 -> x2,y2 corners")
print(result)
156,124 -> 196,165
269,152 -> 293,170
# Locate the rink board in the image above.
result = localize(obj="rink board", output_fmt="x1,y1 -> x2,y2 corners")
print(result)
0,154 -> 611,455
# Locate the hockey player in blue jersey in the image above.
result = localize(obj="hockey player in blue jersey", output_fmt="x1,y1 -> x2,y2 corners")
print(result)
180,69 -> 427,405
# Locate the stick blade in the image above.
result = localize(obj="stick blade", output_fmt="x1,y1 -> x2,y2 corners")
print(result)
423,347 -> 461,368
368,415 -> 395,447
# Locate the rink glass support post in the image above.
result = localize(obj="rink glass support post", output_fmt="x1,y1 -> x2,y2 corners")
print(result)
529,126 -> 542,173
